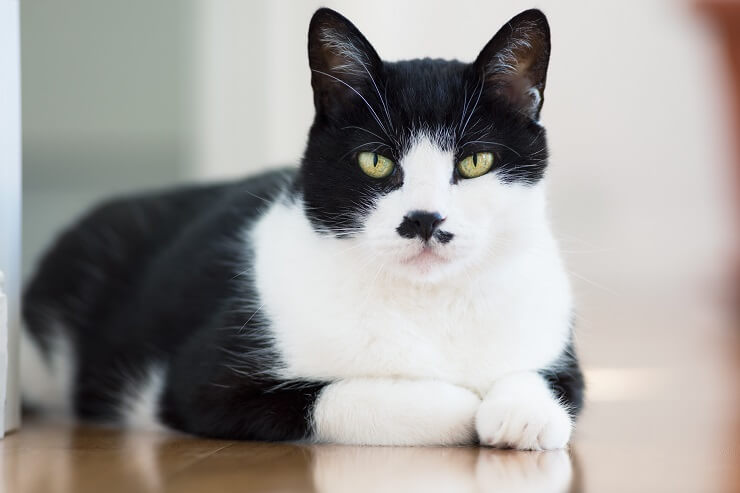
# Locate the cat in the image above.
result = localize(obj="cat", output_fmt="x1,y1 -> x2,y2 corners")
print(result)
21,7 -> 584,449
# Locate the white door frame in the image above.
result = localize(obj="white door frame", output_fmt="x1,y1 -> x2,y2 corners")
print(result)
0,0 -> 22,437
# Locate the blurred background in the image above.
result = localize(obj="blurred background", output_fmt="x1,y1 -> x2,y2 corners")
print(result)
17,0 -> 740,490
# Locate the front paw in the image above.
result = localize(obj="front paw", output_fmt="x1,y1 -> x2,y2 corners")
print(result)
475,394 -> 572,451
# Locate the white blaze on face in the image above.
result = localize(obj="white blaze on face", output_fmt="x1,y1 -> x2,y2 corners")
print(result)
359,133 -> 459,282
396,135 -> 454,216
359,131 -> 548,283
361,134 -> 454,256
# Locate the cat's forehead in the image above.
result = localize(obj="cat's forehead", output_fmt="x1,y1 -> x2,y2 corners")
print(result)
382,59 -> 471,122
384,58 -> 468,81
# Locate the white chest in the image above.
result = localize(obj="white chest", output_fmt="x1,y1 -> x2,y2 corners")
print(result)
250,201 -> 572,395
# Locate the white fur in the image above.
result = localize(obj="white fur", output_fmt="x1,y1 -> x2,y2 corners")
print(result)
122,366 -> 167,431
319,28 -> 370,78
312,378 -> 480,445
20,325 -> 75,415
22,321 -> 167,430
251,133 -> 573,447
476,372 -> 572,450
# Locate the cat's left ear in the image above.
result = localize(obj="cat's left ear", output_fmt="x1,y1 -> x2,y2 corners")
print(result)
474,9 -> 551,121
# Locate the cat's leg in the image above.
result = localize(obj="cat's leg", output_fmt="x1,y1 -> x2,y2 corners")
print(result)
475,371 -> 575,451
311,378 -> 481,446
539,341 -> 585,417
476,340 -> 584,451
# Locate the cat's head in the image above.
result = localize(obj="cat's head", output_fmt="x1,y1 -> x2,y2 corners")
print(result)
299,8 -> 552,283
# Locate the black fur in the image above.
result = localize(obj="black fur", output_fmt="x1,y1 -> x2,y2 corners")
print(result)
396,211 -> 446,242
541,341 -> 585,417
25,169 -> 327,439
301,9 -> 551,236
23,7 -> 584,441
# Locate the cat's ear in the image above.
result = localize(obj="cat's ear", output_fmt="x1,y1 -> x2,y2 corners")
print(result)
473,9 -> 551,121
308,8 -> 382,116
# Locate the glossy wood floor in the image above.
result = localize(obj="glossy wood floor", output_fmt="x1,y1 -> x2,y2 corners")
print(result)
2,297 -> 739,492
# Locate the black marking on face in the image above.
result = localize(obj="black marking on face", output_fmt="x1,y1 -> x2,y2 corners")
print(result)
436,231 -> 454,244
396,211 -> 445,242
300,8 -> 551,237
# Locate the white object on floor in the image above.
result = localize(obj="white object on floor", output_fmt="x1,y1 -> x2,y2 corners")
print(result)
0,272 -> 7,438
0,0 -> 22,438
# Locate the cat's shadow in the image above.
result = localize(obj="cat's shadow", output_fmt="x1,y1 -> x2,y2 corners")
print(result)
311,445 -> 576,493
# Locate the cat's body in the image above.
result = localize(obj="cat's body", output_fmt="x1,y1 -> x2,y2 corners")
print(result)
22,8 -> 584,449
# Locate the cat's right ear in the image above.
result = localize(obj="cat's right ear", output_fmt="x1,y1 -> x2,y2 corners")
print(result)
473,9 -> 551,121
307,8 -> 382,117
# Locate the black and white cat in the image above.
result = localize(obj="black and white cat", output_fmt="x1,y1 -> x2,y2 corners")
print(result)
21,8 -> 584,449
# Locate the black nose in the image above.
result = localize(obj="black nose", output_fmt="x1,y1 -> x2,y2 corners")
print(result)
397,211 -> 445,242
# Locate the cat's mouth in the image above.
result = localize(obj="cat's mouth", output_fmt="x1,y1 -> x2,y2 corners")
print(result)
400,245 -> 449,268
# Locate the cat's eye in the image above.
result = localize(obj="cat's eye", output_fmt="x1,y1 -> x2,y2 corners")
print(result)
358,151 -> 394,179
457,152 -> 495,179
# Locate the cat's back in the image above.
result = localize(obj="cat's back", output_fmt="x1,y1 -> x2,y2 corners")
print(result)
22,168 -> 294,418
25,168 -> 293,326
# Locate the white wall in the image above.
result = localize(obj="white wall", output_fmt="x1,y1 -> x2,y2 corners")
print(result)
0,0 -> 22,435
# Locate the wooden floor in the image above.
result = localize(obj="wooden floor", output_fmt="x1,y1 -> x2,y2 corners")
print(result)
3,298 -> 740,492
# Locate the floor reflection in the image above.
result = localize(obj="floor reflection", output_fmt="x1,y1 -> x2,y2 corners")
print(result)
4,423 -> 176,493
311,445 -> 573,493
4,421 -> 579,493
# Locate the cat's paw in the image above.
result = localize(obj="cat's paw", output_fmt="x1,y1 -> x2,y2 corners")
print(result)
475,377 -> 572,450
313,379 -> 481,446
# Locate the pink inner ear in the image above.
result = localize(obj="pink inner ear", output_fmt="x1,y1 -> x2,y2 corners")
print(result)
484,46 -> 547,118
491,73 -> 542,119
474,10 -> 550,119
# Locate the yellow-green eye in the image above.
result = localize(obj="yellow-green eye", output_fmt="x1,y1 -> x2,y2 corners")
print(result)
358,151 -> 394,179
457,152 -> 494,179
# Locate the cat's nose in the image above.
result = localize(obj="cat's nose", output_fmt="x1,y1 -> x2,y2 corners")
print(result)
397,211 -> 445,242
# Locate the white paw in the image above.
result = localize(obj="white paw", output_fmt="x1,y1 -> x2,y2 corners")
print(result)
313,379 -> 481,446
475,395 -> 572,450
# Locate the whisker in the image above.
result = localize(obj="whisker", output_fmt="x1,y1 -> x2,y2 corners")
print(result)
460,140 -> 522,157
239,303 -> 265,333
357,58 -> 395,133
567,270 -> 620,297
339,141 -> 391,161
342,125 -> 386,142
241,189 -> 272,205
458,79 -> 485,145
312,69 -> 392,141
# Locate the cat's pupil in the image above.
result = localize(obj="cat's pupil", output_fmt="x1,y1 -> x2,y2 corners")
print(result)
473,153 -> 478,166
373,153 -> 378,166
